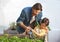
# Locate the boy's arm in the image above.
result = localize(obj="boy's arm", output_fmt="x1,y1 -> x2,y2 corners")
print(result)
44,34 -> 48,42
32,29 -> 46,37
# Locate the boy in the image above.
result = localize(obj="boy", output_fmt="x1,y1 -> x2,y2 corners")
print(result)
26,17 -> 49,39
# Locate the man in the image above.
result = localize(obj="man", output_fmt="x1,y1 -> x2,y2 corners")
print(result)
16,3 -> 43,34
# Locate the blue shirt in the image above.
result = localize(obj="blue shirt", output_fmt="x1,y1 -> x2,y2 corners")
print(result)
16,7 -> 42,33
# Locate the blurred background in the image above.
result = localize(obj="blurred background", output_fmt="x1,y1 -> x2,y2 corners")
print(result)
0,0 -> 60,42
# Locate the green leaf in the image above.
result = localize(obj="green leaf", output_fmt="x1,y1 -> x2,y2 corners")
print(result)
47,26 -> 51,31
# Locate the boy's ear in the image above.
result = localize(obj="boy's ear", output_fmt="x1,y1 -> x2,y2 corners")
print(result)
40,19 -> 42,24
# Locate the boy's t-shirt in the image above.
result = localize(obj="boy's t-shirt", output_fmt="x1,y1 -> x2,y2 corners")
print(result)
33,26 -> 47,38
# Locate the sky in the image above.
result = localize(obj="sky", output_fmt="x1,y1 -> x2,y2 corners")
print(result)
0,0 -> 60,33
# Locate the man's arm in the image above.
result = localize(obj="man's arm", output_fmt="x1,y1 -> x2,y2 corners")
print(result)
16,9 -> 32,31
19,22 -> 31,30
19,22 -> 27,29
16,9 -> 27,29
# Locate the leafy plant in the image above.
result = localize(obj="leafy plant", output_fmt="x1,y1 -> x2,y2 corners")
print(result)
9,22 -> 17,30
0,35 -> 44,42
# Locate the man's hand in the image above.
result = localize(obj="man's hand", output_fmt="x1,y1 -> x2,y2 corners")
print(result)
26,26 -> 32,30
26,26 -> 32,32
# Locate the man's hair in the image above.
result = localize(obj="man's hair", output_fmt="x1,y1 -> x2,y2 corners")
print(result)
40,17 -> 49,26
32,3 -> 42,11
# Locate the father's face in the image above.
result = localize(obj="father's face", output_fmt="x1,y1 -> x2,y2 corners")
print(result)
32,8 -> 41,16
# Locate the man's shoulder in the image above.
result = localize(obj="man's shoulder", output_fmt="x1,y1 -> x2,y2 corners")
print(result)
23,7 -> 32,11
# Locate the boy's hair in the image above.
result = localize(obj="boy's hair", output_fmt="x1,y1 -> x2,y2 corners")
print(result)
40,17 -> 49,26
32,3 -> 42,11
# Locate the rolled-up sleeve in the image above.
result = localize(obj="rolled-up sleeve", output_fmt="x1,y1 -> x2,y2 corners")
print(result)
16,9 -> 26,24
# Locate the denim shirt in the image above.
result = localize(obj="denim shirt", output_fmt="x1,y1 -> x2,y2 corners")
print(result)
16,7 -> 42,33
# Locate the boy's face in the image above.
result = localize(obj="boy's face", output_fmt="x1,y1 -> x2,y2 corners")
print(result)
32,8 -> 41,16
45,20 -> 49,26
40,23 -> 46,29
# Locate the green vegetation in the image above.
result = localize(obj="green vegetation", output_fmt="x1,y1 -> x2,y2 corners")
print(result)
0,35 -> 43,42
